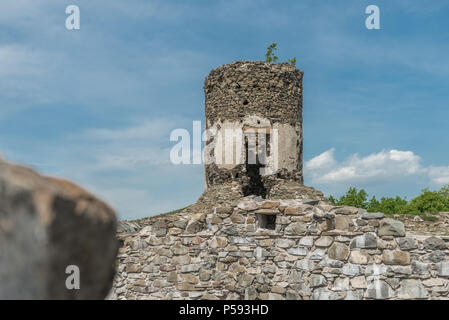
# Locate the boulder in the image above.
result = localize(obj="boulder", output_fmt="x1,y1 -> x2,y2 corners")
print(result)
328,243 -> 350,261
0,158 -> 118,299
395,237 -> 417,251
378,218 -> 405,237
423,236 -> 447,250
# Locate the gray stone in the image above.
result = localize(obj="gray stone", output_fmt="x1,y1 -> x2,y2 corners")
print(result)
436,262 -> 449,277
424,236 -> 447,250
332,277 -> 350,291
391,266 -> 412,275
397,280 -> 428,299
284,222 -> 307,236
365,264 -> 388,276
315,236 -> 334,247
342,264 -> 362,277
295,259 -> 316,271
345,290 -> 364,300
288,270 -> 303,283
0,158 -> 118,299
237,198 -> 259,211
378,218 -> 405,237
302,199 -> 320,206
319,257 -> 344,268
308,249 -> 326,260
308,275 -> 327,287
395,237 -> 417,251
287,247 -> 308,256
275,239 -> 295,248
350,250 -> 370,264
423,250 -> 446,263
350,232 -> 377,249
181,264 -> 201,273
328,243 -> 350,261
412,261 -> 430,275
361,212 -> 384,220
299,236 -> 314,247
313,288 -> 345,300
186,220 -> 204,234
364,280 -> 395,299
385,278 -> 401,290
332,206 -> 359,215
382,250 -> 410,265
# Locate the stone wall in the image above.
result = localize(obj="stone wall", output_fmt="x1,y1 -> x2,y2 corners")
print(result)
111,195 -> 449,300
204,61 -> 304,190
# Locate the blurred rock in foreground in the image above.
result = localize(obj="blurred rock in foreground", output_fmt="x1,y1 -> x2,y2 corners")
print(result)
0,157 -> 118,299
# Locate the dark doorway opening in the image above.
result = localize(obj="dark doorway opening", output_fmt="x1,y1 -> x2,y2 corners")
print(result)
242,135 -> 267,198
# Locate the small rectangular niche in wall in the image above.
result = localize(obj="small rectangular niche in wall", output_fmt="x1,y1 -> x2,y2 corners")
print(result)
257,213 -> 276,230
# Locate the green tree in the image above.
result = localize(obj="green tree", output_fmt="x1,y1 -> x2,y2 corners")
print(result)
407,188 -> 449,214
265,42 -> 279,63
329,185 -> 449,216
328,195 -> 337,205
335,187 -> 368,209
376,196 -> 408,215
367,196 -> 380,212
288,57 -> 297,67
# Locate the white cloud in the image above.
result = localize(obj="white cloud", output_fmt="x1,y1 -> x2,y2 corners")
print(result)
305,148 -> 336,171
428,166 -> 449,185
306,148 -> 424,184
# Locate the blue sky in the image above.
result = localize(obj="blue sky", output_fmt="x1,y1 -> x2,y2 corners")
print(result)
1,0 -> 449,220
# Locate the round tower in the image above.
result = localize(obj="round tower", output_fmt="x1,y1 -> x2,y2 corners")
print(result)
203,61 -> 303,197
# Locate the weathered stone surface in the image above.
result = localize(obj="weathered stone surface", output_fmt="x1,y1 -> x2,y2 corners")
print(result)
284,222 -> 307,235
237,198 -> 259,211
351,276 -> 367,289
284,204 -> 313,215
186,220 -> 204,233
328,243 -> 350,261
382,250 -> 411,266
287,247 -> 308,256
332,277 -> 350,291
334,216 -> 351,230
315,236 -> 333,247
308,275 -> 327,288
364,280 -> 394,299
424,236 -> 447,250
230,213 -> 245,223
342,264 -> 362,277
0,158 -> 118,299
395,237 -> 417,251
350,250 -> 370,265
299,236 -> 314,247
423,250 -> 446,263
332,206 -> 359,215
378,218 -> 405,237
436,262 -> 449,277
350,233 -> 377,249
361,212 -> 384,220
397,280 -> 428,299
412,261 -> 430,275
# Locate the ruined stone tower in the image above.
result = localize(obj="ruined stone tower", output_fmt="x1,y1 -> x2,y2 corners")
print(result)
204,61 -> 304,197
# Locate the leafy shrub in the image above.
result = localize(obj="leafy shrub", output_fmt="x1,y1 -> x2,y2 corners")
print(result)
328,185 -> 449,215
265,42 -> 296,66
265,42 -> 279,63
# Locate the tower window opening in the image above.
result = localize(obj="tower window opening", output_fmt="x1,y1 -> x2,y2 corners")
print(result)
257,214 -> 276,230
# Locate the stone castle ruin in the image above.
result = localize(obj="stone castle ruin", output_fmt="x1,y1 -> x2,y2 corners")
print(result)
111,61 -> 449,300
204,61 -> 303,198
